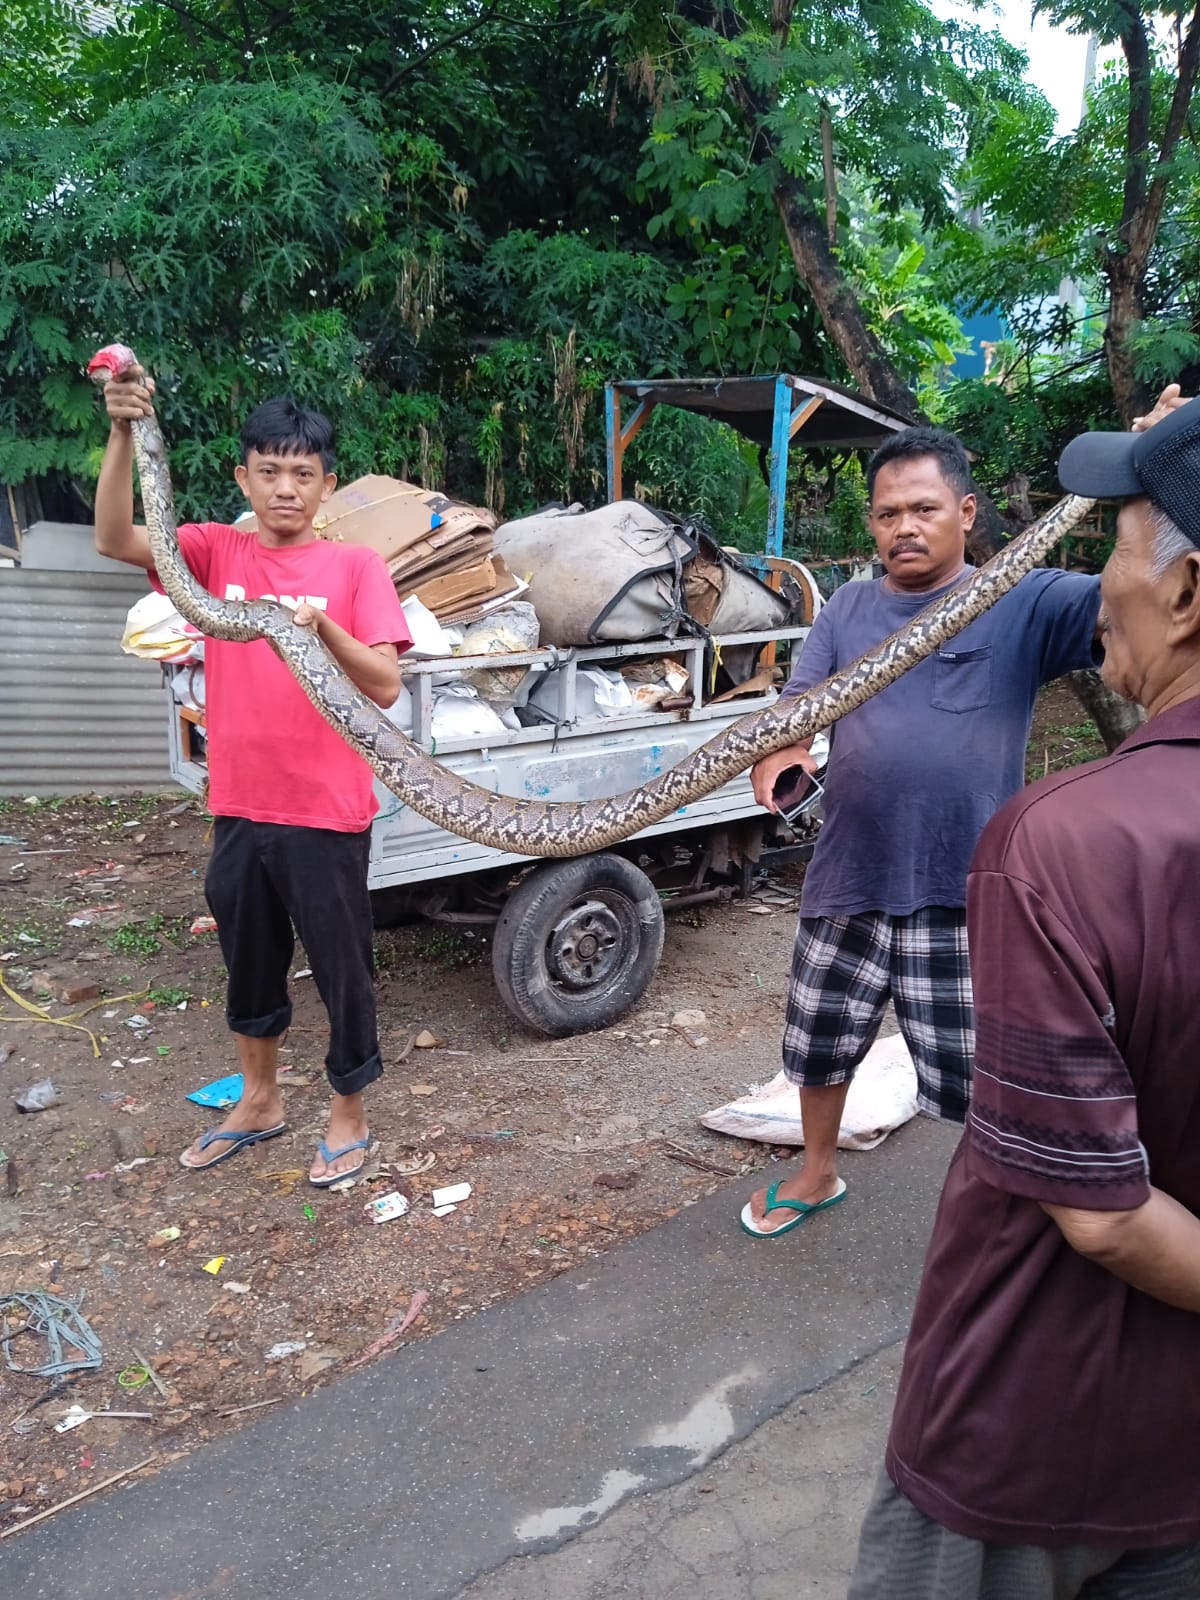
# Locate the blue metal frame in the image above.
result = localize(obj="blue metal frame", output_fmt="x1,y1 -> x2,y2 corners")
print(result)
605,386 -> 618,503
766,373 -> 792,560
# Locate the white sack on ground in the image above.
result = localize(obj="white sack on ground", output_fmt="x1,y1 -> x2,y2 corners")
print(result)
701,1033 -> 919,1152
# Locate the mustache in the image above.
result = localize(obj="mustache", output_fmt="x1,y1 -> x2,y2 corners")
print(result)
889,540 -> 928,558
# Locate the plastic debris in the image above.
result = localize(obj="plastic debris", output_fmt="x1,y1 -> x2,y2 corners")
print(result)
302,1203 -> 315,1221
114,1156 -> 152,1173
364,1191 -> 410,1224
15,1079 -> 59,1113
431,1204 -> 458,1218
54,1403 -> 153,1434
431,1181 -> 471,1209
201,1256 -> 226,1275
0,1042 -> 15,1065
125,1015 -> 152,1033
0,835 -> 27,847
189,915 -> 218,934
0,1291 -> 103,1377
222,1280 -> 252,1294
292,968 -> 313,980
395,1152 -> 437,1177
265,1340 -> 306,1362
149,1227 -> 181,1247
186,1073 -> 243,1109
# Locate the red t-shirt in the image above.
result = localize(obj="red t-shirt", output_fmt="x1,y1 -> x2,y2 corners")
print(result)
154,522 -> 410,832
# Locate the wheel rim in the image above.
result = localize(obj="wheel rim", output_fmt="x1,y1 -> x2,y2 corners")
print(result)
546,894 -> 636,991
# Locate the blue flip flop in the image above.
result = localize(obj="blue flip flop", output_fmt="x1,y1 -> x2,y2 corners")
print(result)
180,1121 -> 287,1171
309,1135 -> 371,1189
739,1177 -> 848,1238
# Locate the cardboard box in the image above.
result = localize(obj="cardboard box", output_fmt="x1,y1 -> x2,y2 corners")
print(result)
240,475 -> 495,566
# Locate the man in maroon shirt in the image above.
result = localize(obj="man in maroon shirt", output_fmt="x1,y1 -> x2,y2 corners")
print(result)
849,397 -> 1200,1598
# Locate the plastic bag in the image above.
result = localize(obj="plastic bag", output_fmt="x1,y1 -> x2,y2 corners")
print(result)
121,592 -> 203,662
528,665 -> 634,722
383,681 -> 508,740
400,595 -> 462,658
455,601 -> 540,708
701,1034 -> 918,1152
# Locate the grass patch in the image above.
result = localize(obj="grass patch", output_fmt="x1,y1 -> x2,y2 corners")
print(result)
415,928 -> 485,969
149,983 -> 191,1006
107,913 -> 166,959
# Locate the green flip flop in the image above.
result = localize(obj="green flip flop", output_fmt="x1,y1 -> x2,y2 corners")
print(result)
739,1177 -> 848,1238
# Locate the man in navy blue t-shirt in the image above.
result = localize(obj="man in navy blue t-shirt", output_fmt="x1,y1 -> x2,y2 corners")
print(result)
740,426 -> 1101,1238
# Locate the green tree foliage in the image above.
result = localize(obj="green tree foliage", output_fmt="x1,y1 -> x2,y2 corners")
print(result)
0,73 -> 467,519
2,0 -> 1198,544
950,3 -> 1200,424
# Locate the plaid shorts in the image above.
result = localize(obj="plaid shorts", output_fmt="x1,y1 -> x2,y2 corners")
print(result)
782,908 -> 973,1123
849,1470 -> 1200,1600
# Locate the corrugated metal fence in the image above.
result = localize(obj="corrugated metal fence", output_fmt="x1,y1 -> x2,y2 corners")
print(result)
0,569 -> 173,796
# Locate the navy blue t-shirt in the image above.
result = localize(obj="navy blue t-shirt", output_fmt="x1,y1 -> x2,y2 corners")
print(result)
782,568 -> 1101,917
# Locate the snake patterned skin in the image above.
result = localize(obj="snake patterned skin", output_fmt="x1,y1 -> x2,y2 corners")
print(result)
89,346 -> 1093,858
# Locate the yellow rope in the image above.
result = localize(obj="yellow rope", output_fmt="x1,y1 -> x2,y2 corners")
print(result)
0,972 -> 149,1060
709,641 -> 724,697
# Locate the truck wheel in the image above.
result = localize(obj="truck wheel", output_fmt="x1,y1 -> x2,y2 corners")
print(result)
491,853 -> 665,1037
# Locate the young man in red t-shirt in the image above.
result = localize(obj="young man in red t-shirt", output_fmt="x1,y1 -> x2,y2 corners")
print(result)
95,365 -> 412,1187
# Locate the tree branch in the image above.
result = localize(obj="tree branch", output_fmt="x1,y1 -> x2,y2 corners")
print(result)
820,105 -> 837,245
1116,4 -> 1153,241
1131,0 -> 1200,268
379,2 -> 581,95
150,0 -> 241,49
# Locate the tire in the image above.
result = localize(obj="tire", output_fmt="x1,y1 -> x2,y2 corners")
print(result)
491,853 -> 665,1037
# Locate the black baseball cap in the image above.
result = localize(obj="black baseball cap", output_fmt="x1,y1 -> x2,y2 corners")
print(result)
1057,395 -> 1200,548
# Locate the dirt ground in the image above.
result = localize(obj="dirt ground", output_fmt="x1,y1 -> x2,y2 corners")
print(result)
0,679 -> 1104,1524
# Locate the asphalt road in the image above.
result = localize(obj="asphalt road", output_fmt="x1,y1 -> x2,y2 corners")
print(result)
0,1117 -> 958,1600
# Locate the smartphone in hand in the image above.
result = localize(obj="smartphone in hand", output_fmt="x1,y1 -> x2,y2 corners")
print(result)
772,764 -> 823,821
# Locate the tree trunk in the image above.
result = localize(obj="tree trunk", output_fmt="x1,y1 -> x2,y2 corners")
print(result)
1104,2 -> 1200,424
1067,669 -> 1145,753
1104,256 -> 1144,427
678,0 -> 1131,749
772,183 -> 922,417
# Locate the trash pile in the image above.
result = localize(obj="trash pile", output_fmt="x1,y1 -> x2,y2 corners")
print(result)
126,481 -> 813,764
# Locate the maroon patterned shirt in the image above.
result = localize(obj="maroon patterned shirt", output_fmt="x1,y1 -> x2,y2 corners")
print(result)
887,696 -> 1200,1546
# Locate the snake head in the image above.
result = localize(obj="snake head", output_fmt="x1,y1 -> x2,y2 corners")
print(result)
87,343 -> 139,385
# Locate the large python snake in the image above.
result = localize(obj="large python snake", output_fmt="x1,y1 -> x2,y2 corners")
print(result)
90,345 -> 1093,858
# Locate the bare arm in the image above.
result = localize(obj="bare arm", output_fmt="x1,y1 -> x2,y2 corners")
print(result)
94,368 -> 156,569
292,605 -> 401,708
1043,1190 -> 1200,1314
